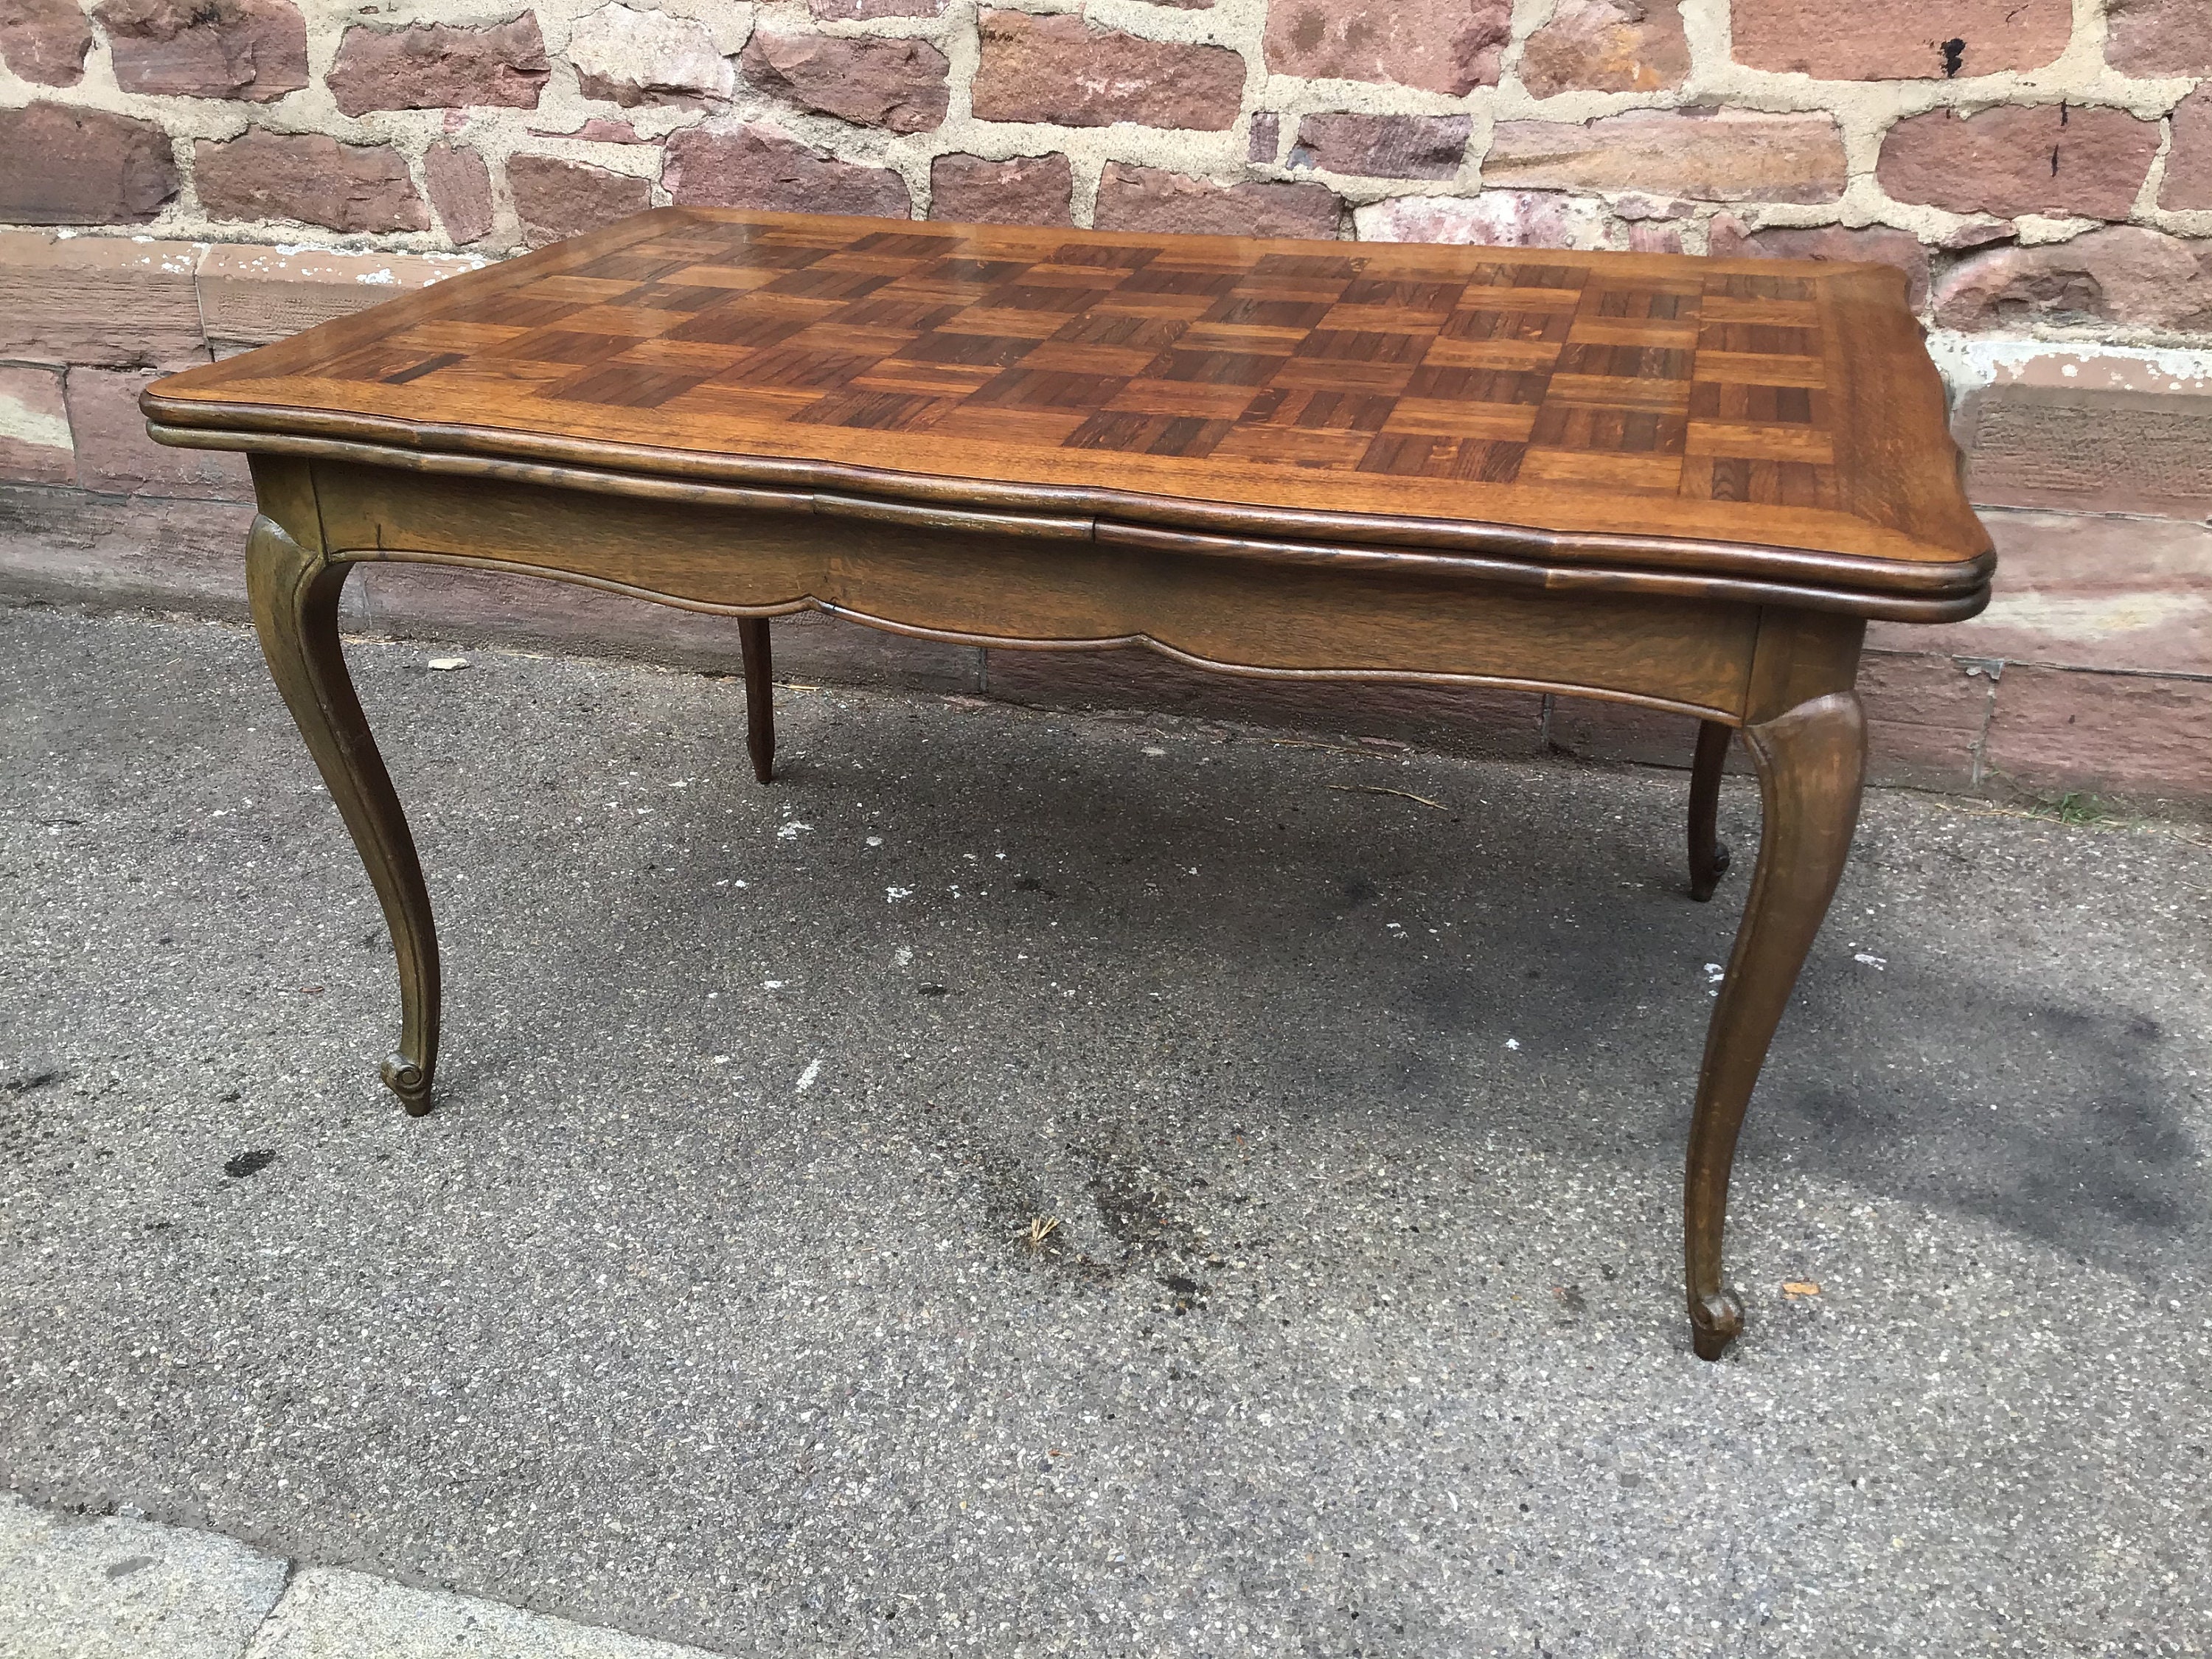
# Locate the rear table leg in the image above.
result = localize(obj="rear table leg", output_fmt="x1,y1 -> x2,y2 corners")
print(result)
740,616 -> 774,785
1688,718 -> 1733,902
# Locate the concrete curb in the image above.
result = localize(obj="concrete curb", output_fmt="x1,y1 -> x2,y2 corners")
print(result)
0,1494 -> 722,1659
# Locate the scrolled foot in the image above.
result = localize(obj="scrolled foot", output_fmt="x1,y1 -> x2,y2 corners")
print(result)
1689,841 -> 1731,903
1688,1289 -> 1743,1361
1687,718 -> 1734,902
380,1052 -> 435,1117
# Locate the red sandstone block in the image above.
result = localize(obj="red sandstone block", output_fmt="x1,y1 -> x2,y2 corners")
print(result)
973,10 -> 1244,130
0,366 -> 73,486
1485,109 -> 1847,204
0,232 -> 207,371
1731,0 -> 2070,80
1952,386 -> 2212,521
65,369 -> 252,500
0,102 -> 179,226
1624,220 -> 1684,254
325,13 -> 549,115
1091,163 -> 1339,238
1934,228 -> 2212,332
1857,650 -> 1994,792
664,124 -> 911,218
507,154 -> 653,248
1868,509 -> 2212,678
1355,189 -> 1604,248
1289,113 -> 1471,180
1982,666 -> 2212,801
423,141 -> 495,246
1262,0 -> 1509,96
195,129 -> 428,235
929,153 -> 1073,227
1878,105 -> 2160,221
741,29 -> 950,133
96,0 -> 308,101
1248,112 -> 1281,164
196,246 -> 479,356
2105,0 -> 2211,76
0,0 -> 92,85
1517,0 -> 1688,97
0,485 -> 252,613
2165,88 -> 2212,212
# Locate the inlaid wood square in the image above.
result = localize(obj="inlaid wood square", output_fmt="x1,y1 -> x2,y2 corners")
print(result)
147,208 -> 1994,573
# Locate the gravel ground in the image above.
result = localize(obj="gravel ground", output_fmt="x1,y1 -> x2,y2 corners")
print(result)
3,600 -> 2209,1658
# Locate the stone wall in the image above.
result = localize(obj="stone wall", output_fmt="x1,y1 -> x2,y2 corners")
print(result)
1,0 -> 2208,805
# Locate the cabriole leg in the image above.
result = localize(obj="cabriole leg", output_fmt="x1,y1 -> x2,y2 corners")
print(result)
1688,718 -> 1733,902
245,515 -> 440,1115
1684,691 -> 1865,1359
740,616 -> 774,785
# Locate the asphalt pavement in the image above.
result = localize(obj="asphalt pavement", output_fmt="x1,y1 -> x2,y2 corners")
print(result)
3,599 -> 2208,1657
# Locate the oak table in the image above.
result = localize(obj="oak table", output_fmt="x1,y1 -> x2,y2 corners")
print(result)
145,208 -> 1992,1359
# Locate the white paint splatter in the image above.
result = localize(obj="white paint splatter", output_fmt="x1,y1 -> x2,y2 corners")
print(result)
1924,331 -> 2212,397
795,1057 -> 822,1093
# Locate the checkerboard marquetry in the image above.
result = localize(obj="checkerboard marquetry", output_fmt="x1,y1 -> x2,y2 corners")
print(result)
150,209 -> 1987,569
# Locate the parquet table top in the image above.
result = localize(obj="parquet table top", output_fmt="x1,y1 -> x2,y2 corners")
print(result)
145,209 -> 1990,600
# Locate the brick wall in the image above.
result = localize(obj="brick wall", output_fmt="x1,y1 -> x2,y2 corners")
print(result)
1,0 -> 2207,805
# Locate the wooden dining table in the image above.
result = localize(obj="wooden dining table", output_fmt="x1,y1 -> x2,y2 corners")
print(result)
143,208 -> 1992,1358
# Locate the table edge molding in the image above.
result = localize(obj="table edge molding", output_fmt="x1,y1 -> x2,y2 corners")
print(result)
142,407 -> 1994,604
154,422 -> 1992,622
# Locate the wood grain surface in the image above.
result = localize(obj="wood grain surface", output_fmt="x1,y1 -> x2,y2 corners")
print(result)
145,209 -> 1992,605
